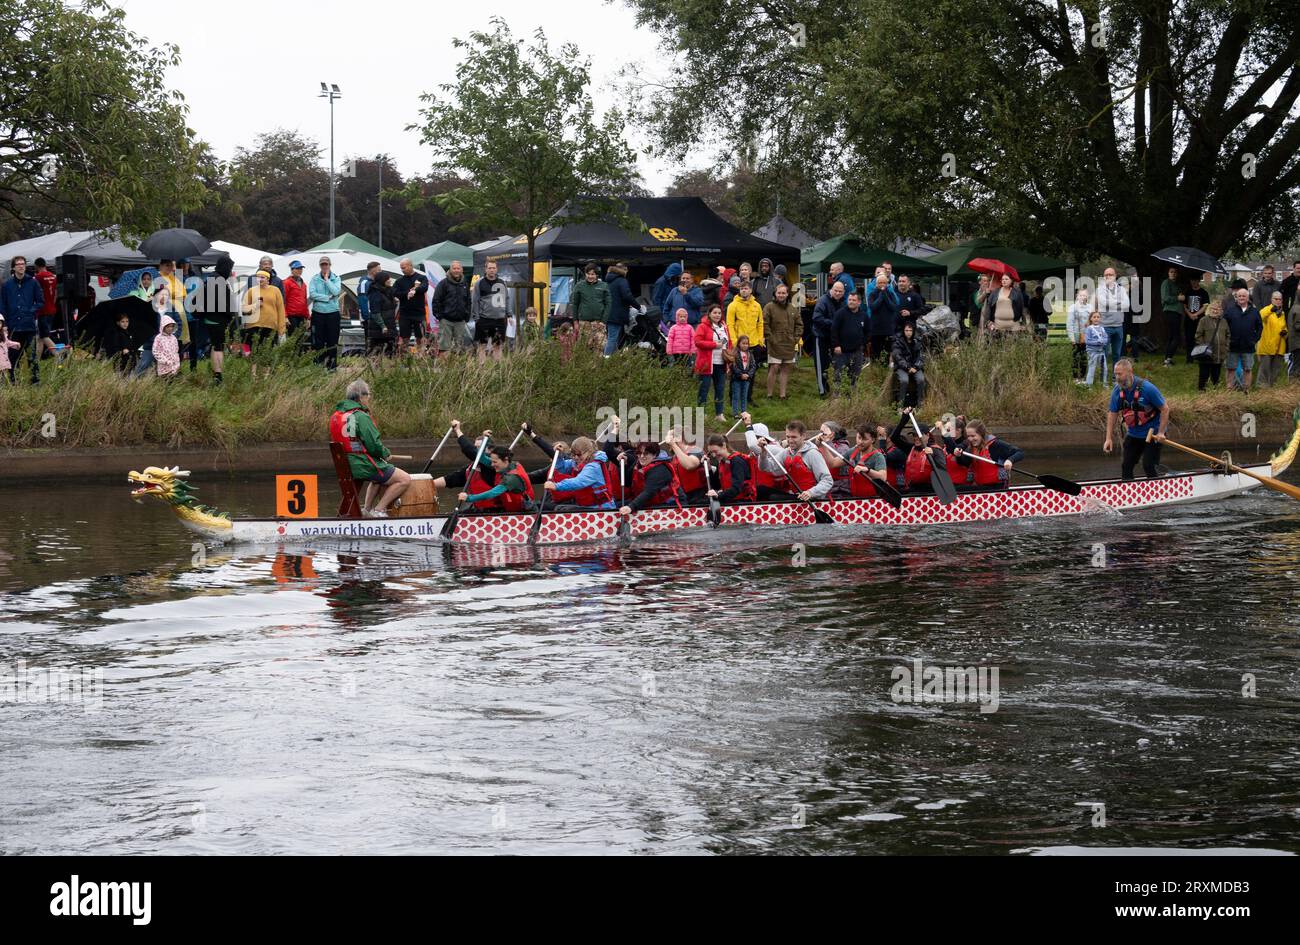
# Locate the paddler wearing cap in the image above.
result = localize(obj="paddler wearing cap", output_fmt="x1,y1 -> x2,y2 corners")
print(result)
620,440 -> 689,515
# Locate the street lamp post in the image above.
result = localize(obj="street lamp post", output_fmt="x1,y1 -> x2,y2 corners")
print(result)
319,82 -> 342,240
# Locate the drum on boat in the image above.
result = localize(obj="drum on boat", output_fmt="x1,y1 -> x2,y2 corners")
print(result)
392,473 -> 437,518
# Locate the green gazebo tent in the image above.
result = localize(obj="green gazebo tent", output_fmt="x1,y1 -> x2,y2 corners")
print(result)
928,238 -> 1069,280
307,232 -> 389,259
801,234 -> 947,276
406,239 -> 475,271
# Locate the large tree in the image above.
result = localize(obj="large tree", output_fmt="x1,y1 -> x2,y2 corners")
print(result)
407,17 -> 641,310
0,0 -> 207,238
624,0 -> 1300,268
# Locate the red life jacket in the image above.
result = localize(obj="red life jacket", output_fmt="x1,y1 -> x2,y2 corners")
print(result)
631,458 -> 685,507
945,449 -> 969,486
847,447 -> 880,498
328,407 -> 380,473
904,447 -> 932,488
1117,381 -> 1158,430
495,462 -> 536,513
716,451 -> 758,501
969,445 -> 1001,486
827,442 -> 852,486
673,455 -> 707,494
782,449 -> 817,492
755,456 -> 791,492
566,458 -> 617,507
466,463 -> 498,511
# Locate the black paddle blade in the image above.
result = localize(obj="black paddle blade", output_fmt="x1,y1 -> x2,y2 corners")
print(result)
927,455 -> 958,505
440,511 -> 460,540
875,479 -> 904,509
810,502 -> 834,524
617,515 -> 632,541
1035,473 -> 1083,496
708,498 -> 721,527
528,508 -> 545,545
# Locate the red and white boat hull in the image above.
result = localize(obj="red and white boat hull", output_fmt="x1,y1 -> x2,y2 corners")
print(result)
221,464 -> 1272,546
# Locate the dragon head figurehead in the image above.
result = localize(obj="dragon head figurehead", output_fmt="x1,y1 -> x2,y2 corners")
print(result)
128,466 -> 232,537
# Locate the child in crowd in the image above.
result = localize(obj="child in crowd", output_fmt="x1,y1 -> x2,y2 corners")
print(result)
665,307 -> 695,365
730,334 -> 756,416
1067,287 -> 1090,383
104,312 -> 137,374
1083,311 -> 1108,386
152,316 -> 181,379
0,315 -> 21,383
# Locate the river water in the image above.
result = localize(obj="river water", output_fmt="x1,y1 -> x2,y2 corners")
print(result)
2,450 -> 1298,855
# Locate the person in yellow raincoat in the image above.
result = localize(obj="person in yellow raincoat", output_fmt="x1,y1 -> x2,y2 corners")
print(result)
1256,290 -> 1288,388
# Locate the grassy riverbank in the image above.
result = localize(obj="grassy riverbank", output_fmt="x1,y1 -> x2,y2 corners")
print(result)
1,335 -> 1296,450
744,338 -> 1300,438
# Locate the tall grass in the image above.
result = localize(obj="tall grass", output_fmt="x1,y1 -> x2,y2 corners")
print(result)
2,335 -> 1295,449
751,336 -> 1298,435
0,342 -> 695,450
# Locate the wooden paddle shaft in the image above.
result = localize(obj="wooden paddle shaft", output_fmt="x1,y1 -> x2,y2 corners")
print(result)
388,454 -> 413,460
1148,430 -> 1300,501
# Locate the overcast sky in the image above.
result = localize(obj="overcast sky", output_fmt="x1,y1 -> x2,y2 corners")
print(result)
119,0 -> 700,193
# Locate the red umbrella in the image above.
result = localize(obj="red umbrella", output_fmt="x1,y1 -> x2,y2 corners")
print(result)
967,257 -> 1020,282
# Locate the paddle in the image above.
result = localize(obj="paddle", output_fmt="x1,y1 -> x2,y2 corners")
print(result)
440,433 -> 491,540
703,456 -> 722,527
616,454 -> 632,540
1147,430 -> 1300,501
963,452 -> 1083,496
847,462 -> 904,509
813,436 -> 903,510
419,424 -> 456,474
908,412 -> 957,505
508,426 -> 527,452
757,440 -> 834,524
528,449 -> 562,545
386,454 -> 413,461
724,418 -> 743,437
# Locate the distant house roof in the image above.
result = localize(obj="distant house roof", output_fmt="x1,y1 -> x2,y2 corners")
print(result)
752,213 -> 819,249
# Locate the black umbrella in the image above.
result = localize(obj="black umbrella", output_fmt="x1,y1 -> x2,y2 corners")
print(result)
74,297 -> 158,351
139,227 -> 211,261
1151,246 -> 1226,275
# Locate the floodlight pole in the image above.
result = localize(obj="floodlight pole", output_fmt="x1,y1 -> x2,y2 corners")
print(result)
320,82 -> 343,239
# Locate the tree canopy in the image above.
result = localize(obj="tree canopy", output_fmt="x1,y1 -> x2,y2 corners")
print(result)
624,0 -> 1300,268
408,17 -> 641,307
0,0 -> 207,240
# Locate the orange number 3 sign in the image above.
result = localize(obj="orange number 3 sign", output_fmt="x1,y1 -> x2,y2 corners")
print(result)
276,475 -> 319,518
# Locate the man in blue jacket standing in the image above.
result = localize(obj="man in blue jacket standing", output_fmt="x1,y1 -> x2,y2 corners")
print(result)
812,280 -> 846,397
0,255 -> 47,383
662,269 -> 703,327
603,262 -> 637,356
1222,286 -> 1263,390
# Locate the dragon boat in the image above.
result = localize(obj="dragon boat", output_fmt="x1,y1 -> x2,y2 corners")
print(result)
128,409 -> 1300,547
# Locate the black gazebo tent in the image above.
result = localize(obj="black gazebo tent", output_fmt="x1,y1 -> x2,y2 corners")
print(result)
474,197 -> 801,313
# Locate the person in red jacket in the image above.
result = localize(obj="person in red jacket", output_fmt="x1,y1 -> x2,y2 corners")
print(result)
33,258 -> 59,344
282,260 -> 311,340
694,303 -> 731,421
